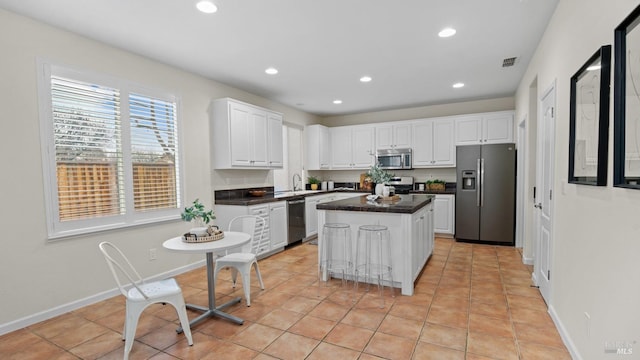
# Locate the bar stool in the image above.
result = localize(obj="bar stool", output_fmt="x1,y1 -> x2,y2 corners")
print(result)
318,223 -> 352,290
354,224 -> 394,307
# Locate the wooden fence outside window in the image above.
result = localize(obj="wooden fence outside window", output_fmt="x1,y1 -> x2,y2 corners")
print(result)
56,162 -> 177,221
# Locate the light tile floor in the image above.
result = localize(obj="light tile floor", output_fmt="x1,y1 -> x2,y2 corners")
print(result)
0,238 -> 571,359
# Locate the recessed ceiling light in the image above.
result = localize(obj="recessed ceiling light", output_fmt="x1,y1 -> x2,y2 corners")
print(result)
438,27 -> 456,38
453,82 -> 465,88
265,67 -> 278,75
333,100 -> 343,104
360,76 -> 372,83
196,1 -> 218,13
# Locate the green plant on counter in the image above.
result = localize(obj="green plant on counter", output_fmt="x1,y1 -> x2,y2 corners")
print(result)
366,164 -> 394,184
426,179 -> 446,191
307,175 -> 321,184
181,199 -> 215,224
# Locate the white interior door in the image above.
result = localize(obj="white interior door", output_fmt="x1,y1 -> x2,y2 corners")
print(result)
534,83 -> 556,304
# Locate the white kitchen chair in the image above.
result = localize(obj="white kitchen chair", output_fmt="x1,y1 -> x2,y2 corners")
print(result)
213,215 -> 266,306
98,242 -> 193,360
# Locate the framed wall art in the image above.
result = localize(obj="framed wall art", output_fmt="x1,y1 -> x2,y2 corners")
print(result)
614,4 -> 640,188
568,45 -> 611,186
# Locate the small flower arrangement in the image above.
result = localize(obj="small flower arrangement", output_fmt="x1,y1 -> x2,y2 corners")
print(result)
366,164 -> 394,184
181,199 -> 215,225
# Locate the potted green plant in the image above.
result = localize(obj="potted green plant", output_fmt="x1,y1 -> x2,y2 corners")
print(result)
181,199 -> 215,235
366,165 -> 394,195
426,179 -> 446,191
307,175 -> 321,190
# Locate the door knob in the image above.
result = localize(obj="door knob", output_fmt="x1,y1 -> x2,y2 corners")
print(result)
534,203 -> 542,209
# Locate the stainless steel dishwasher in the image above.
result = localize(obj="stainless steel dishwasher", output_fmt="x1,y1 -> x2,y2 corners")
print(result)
287,197 -> 306,245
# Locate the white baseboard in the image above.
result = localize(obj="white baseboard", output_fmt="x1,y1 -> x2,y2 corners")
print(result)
0,260 -> 205,336
522,255 -> 534,265
434,232 -> 454,239
548,305 -> 582,360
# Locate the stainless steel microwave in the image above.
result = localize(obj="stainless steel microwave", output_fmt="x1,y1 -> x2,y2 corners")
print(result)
375,148 -> 412,169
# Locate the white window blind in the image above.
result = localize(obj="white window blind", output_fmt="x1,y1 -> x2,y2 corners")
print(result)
129,93 -> 180,211
39,63 -> 183,239
51,76 -> 124,221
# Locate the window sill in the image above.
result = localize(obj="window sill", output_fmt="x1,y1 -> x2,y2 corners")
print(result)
47,214 -> 182,241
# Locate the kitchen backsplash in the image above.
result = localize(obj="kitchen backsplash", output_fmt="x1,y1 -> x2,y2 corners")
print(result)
211,168 -> 456,192
307,168 -> 456,184
212,169 -> 274,190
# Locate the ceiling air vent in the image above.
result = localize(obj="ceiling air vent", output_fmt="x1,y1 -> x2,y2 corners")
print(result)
502,57 -> 517,67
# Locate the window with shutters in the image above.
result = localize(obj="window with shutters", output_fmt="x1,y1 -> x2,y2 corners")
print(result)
38,62 -> 183,239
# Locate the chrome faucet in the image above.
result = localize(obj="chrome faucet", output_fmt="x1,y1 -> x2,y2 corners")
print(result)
292,173 -> 302,191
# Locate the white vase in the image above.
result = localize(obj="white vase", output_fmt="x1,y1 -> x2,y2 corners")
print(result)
382,186 -> 390,197
375,183 -> 385,196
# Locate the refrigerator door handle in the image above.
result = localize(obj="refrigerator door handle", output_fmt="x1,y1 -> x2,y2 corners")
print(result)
476,158 -> 481,207
480,158 -> 485,207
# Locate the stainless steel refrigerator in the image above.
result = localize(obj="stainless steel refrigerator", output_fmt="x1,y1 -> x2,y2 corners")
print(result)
455,143 -> 516,244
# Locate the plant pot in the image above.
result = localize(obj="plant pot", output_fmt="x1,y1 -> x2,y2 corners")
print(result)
311,183 -> 318,190
375,183 -> 385,196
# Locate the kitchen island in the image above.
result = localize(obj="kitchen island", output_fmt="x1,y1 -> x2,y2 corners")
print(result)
317,194 -> 434,295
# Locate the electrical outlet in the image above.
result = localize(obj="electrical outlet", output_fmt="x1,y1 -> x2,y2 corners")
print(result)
584,312 -> 591,337
149,248 -> 157,261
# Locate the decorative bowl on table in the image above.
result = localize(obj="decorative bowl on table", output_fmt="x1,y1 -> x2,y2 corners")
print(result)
183,225 -> 224,243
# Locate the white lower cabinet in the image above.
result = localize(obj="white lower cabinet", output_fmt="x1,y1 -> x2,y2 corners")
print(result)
319,199 -> 433,295
433,194 -> 455,235
306,192 -> 363,237
215,201 -> 288,257
268,201 -> 287,249
411,204 -> 434,281
305,195 -> 325,237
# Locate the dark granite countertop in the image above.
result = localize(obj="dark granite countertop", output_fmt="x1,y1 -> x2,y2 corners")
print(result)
409,189 -> 456,195
214,189 -> 369,206
316,194 -> 434,214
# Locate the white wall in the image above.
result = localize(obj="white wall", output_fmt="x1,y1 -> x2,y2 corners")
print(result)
0,8 -> 319,332
514,0 -> 640,358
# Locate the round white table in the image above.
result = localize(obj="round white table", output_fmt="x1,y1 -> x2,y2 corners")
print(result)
163,232 -> 251,331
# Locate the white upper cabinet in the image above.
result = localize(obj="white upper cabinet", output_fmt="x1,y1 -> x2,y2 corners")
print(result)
412,118 -> 455,167
330,125 -> 375,169
375,123 -> 412,149
210,98 -> 283,169
454,115 -> 482,145
483,112 -> 514,144
455,111 -> 514,145
305,124 -> 330,170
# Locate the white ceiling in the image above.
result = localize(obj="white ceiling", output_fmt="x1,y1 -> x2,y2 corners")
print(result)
0,0 -> 558,116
